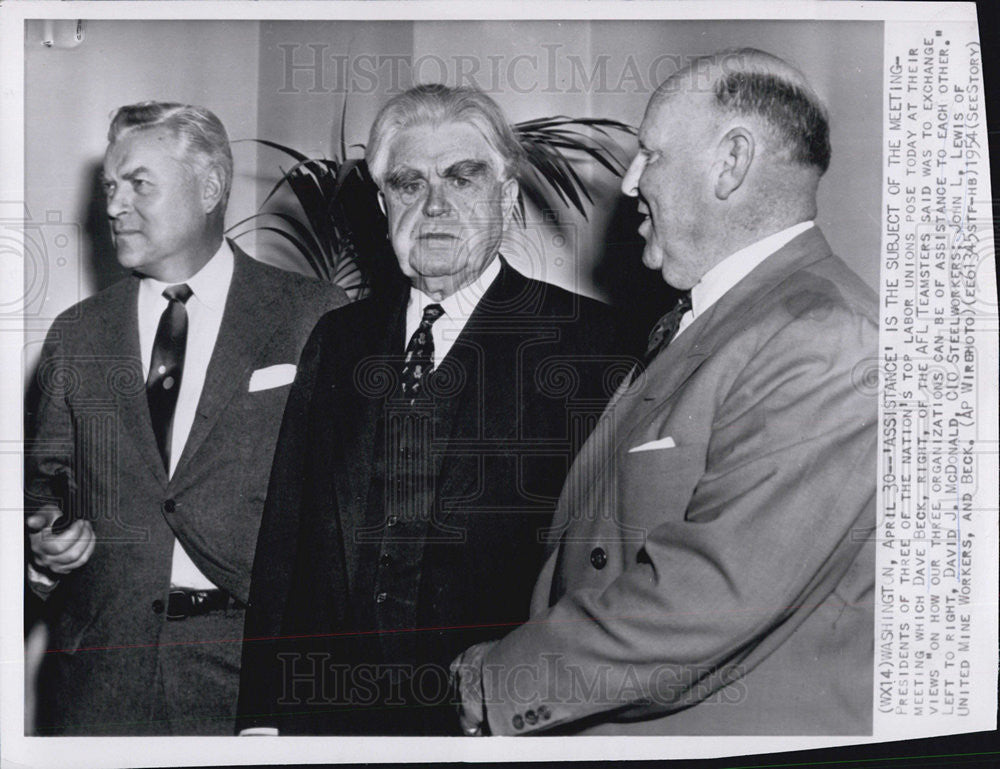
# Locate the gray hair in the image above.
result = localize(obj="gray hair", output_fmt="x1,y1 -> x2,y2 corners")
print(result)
365,84 -> 525,187
663,48 -> 831,174
107,101 -> 234,206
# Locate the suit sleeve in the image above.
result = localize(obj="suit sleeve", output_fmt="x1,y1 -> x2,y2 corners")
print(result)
24,322 -> 76,597
236,320 -> 325,733
479,304 -> 878,734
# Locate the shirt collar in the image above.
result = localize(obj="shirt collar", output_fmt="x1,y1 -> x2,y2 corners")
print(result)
690,221 -> 814,320
138,239 -> 234,311
408,255 -> 502,321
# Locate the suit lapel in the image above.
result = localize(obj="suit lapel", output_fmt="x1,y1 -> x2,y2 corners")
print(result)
170,245 -> 283,484
613,226 -> 835,451
89,277 -> 169,488
435,262 -> 524,521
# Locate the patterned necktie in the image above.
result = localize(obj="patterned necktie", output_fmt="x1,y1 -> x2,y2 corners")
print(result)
401,303 -> 444,404
643,291 -> 692,365
628,292 -> 692,386
146,283 -> 193,471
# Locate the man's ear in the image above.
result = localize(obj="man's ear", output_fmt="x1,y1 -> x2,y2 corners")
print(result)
377,189 -> 387,216
500,177 -> 519,220
714,127 -> 754,200
201,164 -> 226,213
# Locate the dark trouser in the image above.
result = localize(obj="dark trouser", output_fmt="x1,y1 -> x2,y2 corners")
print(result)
37,604 -> 244,735
150,605 -> 245,735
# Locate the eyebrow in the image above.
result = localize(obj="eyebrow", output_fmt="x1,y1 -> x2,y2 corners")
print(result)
442,159 -> 490,179
385,159 -> 491,189
102,165 -> 153,184
384,167 -> 422,188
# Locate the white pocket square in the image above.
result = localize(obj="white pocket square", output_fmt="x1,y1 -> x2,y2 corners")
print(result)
248,364 -> 297,392
628,436 -> 676,453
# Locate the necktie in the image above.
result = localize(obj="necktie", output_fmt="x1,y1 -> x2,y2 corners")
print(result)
643,291 -> 692,365
146,283 -> 193,471
400,303 -> 444,404
629,292 -> 692,385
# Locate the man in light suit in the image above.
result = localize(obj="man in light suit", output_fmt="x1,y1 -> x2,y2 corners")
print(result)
452,48 -> 878,735
237,85 -> 619,735
25,102 -> 346,735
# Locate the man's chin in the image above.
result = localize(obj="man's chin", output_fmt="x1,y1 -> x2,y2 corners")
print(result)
640,245 -> 664,272
113,246 -> 151,271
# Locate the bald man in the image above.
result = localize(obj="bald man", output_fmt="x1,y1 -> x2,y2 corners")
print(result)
452,48 -> 877,736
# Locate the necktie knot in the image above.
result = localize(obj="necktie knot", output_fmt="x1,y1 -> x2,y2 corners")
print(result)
420,303 -> 444,325
163,283 -> 193,304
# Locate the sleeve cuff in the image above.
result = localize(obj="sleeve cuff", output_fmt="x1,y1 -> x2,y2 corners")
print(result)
26,562 -> 60,598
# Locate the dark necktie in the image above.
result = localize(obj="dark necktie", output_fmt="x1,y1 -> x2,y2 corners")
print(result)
146,283 -> 193,471
643,291 -> 692,364
629,292 -> 692,385
400,303 -> 444,404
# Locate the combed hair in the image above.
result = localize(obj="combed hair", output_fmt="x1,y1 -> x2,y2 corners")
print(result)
366,84 -> 525,186
107,101 -> 234,205
710,49 -> 831,174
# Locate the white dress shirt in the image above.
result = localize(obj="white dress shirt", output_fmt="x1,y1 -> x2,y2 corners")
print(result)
138,240 -> 234,590
404,255 -> 501,365
675,221 -> 815,339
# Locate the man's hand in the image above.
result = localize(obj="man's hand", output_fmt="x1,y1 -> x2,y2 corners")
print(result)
26,504 -> 95,576
450,641 -> 496,736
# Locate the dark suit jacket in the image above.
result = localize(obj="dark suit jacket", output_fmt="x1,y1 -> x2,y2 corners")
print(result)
25,244 -> 346,735
238,260 -> 622,734
478,228 -> 878,735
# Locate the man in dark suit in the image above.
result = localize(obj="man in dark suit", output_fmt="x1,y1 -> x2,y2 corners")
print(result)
452,49 -> 878,735
237,85 -> 619,735
25,102 -> 346,735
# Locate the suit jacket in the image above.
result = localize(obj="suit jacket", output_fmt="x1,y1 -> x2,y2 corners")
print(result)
25,244 -> 346,735
238,260 -> 622,734
478,227 -> 878,735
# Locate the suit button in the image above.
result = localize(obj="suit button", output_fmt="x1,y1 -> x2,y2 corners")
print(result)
152,599 -> 164,614
525,709 -> 537,725
375,591 -> 387,604
590,547 -> 607,569
387,515 -> 398,527
163,499 -> 176,513
538,705 -> 551,720
512,714 -> 524,730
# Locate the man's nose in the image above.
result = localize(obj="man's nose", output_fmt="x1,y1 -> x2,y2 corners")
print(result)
422,181 -> 453,217
106,183 -> 131,219
620,153 -> 645,197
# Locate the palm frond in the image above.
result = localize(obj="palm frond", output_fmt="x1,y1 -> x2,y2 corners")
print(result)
512,116 -> 634,222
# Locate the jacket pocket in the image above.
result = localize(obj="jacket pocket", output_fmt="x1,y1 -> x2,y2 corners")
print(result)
617,443 -> 708,529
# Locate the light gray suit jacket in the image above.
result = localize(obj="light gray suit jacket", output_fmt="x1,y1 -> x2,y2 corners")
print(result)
478,227 -> 878,735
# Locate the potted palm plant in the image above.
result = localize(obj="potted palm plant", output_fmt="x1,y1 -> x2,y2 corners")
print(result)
227,105 -> 635,300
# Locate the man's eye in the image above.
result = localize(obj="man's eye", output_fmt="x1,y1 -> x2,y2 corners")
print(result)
394,180 -> 423,196
452,177 -> 471,188
102,183 -> 116,197
133,179 -> 150,191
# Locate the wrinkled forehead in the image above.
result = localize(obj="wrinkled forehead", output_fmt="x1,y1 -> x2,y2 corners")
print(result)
103,126 -> 187,176
386,120 -> 503,175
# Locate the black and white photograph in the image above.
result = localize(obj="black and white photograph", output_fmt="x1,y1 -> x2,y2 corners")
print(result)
2,2 -> 996,767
